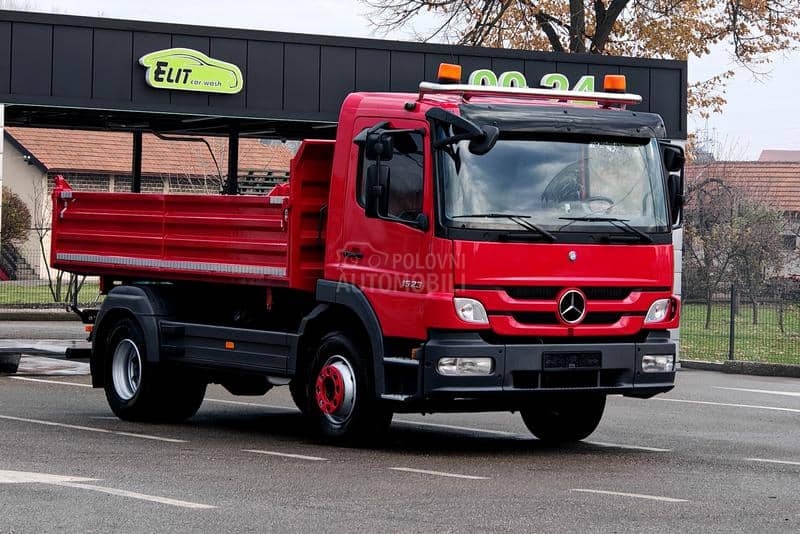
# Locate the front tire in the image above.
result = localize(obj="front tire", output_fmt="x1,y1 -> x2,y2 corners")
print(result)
521,393 -> 606,443
305,332 -> 392,443
103,317 -> 206,422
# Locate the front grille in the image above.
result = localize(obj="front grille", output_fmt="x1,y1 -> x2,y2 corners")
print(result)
504,286 -> 668,301
511,369 -> 632,389
511,312 -> 625,325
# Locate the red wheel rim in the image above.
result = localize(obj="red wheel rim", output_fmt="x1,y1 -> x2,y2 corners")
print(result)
315,364 -> 345,415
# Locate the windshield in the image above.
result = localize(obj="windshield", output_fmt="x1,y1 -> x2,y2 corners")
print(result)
439,133 -> 669,235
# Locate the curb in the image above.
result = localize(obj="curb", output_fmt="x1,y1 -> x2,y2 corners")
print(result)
0,310 -> 79,321
681,359 -> 800,378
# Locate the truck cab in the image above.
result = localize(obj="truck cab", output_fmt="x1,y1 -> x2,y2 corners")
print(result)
53,65 -> 684,444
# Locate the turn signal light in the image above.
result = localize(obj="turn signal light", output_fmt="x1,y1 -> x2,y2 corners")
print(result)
437,63 -> 462,84
603,74 -> 626,93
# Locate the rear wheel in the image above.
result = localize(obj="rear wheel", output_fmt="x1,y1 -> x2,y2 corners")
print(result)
520,393 -> 606,443
306,332 -> 392,443
103,317 -> 206,422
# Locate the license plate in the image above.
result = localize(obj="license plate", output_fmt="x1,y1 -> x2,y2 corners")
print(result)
543,352 -> 602,369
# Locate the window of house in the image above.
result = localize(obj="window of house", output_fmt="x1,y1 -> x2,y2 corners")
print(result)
781,234 -> 798,251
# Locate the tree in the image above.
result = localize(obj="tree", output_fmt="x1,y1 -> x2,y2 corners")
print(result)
1,187 -> 31,245
729,200 -> 786,324
363,0 -> 800,116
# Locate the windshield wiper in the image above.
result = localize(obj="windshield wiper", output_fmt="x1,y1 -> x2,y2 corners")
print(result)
558,216 -> 653,243
453,213 -> 557,242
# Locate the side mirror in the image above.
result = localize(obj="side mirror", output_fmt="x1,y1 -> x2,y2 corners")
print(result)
662,145 -> 685,173
365,164 -> 390,218
668,173 -> 684,228
365,132 -> 394,161
468,125 -> 500,155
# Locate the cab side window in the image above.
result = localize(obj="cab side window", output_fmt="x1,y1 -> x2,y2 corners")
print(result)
358,131 -> 424,221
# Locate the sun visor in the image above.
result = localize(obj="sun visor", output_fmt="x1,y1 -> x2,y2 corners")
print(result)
459,104 -> 667,139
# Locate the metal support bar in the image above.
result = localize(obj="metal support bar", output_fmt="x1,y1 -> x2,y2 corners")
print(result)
728,284 -> 736,361
224,126 -> 239,195
131,130 -> 142,193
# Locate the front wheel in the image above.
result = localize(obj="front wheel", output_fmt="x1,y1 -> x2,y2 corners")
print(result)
306,332 -> 392,443
520,393 -> 606,444
103,317 -> 206,422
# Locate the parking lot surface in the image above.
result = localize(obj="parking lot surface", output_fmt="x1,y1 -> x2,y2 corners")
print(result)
1,358 -> 799,532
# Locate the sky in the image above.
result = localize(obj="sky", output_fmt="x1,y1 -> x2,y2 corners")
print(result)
8,0 -> 800,160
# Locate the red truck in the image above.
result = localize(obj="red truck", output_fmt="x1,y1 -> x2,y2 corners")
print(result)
51,65 -> 684,444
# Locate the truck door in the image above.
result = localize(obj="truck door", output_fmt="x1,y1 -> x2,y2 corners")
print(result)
339,117 -> 439,340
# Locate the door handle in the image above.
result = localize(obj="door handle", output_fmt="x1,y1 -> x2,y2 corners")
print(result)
343,249 -> 364,259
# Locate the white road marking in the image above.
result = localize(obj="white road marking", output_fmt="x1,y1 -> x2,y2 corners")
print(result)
0,470 -> 97,484
61,482 -> 215,509
11,376 -> 91,387
243,449 -> 327,461
571,489 -> 688,503
394,419 -> 521,437
655,398 -> 800,414
389,467 -> 488,480
0,414 -> 186,443
714,387 -> 800,398
585,441 -> 671,452
746,458 -> 800,467
0,470 -> 213,509
206,398 -> 297,411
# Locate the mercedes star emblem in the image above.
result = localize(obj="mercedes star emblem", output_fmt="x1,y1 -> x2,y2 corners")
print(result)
568,250 -> 577,261
558,289 -> 587,325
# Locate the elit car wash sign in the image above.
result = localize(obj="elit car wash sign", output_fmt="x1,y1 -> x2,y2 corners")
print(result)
139,48 -> 244,94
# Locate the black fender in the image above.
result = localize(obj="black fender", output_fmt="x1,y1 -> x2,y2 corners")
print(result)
314,280 -> 386,397
91,284 -> 176,387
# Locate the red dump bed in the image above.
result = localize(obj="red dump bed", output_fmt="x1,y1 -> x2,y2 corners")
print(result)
50,140 -> 334,292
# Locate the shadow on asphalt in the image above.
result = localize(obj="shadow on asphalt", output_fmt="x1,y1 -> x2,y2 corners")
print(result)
184,410 -> 649,458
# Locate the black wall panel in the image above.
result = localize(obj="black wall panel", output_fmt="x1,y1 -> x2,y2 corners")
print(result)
246,41 -> 283,111
390,51 -> 424,92
0,22 -> 11,95
92,29 -> 132,101
209,37 -> 248,111
458,56 -> 492,81
320,46 -> 355,113
650,68 -> 683,139
284,44 -> 320,114
10,22 -> 51,96
52,26 -> 92,98
524,60 -> 556,88
355,49 -> 389,92
0,11 -> 688,137
620,66 -> 650,113
132,32 -> 171,106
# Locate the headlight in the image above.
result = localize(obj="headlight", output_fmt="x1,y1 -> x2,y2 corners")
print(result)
641,354 -> 675,373
454,297 -> 489,324
644,298 -> 671,324
437,357 -> 494,376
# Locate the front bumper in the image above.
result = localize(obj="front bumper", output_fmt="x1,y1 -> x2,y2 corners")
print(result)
418,331 -> 675,403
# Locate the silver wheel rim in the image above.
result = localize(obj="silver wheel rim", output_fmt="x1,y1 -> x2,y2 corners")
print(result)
111,338 -> 142,401
317,355 -> 357,426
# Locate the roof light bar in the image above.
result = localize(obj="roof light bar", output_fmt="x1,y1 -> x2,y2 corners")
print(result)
418,81 -> 642,108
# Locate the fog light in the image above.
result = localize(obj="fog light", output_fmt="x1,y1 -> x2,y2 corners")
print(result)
454,297 -> 489,324
645,298 -> 671,324
641,354 -> 674,373
437,357 -> 494,376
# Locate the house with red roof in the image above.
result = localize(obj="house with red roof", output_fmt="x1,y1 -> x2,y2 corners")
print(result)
686,154 -> 800,276
1,127 -> 294,280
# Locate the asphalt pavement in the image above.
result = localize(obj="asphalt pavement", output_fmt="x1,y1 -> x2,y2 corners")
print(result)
1,324 -> 799,532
